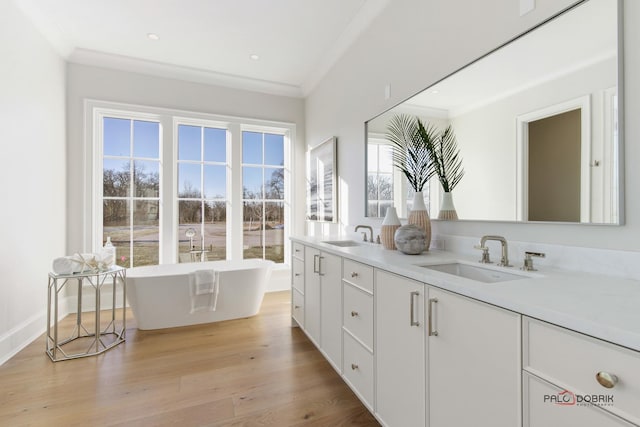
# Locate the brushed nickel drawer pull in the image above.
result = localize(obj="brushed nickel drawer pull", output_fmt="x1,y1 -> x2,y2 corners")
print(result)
410,291 -> 420,327
351,272 -> 359,278
294,305 -> 300,309
596,371 -> 618,389
351,363 -> 358,370
351,311 -> 359,317
294,273 -> 301,277
313,254 -> 319,273
428,297 -> 438,336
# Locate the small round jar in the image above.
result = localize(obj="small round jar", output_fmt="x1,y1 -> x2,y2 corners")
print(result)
394,224 -> 427,255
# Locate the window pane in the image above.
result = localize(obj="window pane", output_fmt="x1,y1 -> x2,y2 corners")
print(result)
204,201 -> 226,261
264,133 -> 284,166
132,200 -> 159,267
265,201 -> 284,263
242,131 -> 262,164
379,145 -> 394,173
204,127 -> 226,162
367,144 -> 378,171
204,165 -> 226,199
178,125 -> 201,161
133,120 -> 159,158
379,174 -> 393,200
103,199 -> 130,267
367,201 -> 378,217
104,118 -> 130,157
243,201 -> 263,259
134,160 -> 160,198
265,168 -> 284,200
367,174 -> 377,200
243,167 -> 263,198
178,163 -> 201,197
103,158 -> 130,197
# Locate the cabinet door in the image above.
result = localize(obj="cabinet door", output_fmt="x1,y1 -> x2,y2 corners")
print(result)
375,270 -> 425,427
303,246 -> 321,345
523,373 -> 634,427
319,252 -> 342,371
428,287 -> 521,427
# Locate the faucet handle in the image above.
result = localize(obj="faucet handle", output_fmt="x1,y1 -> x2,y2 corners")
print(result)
361,232 -> 368,242
473,245 -> 492,264
521,251 -> 545,271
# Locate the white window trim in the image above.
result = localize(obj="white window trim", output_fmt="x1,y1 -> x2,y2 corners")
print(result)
85,99 -> 296,265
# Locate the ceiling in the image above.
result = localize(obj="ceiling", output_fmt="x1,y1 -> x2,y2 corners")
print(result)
15,0 -> 391,97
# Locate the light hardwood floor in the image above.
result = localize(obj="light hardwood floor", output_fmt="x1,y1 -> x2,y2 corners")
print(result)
0,291 -> 380,426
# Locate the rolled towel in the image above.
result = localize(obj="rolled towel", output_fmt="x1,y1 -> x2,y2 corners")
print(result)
52,257 -> 75,275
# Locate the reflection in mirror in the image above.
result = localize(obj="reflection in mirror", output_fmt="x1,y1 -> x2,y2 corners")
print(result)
365,0 -> 622,224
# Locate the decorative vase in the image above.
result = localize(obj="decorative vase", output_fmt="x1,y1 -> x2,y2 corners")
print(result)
438,191 -> 458,220
408,191 -> 431,250
381,207 -> 401,250
394,224 -> 427,255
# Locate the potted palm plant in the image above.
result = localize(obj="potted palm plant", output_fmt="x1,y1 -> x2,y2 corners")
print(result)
386,114 -> 437,250
416,120 -> 464,220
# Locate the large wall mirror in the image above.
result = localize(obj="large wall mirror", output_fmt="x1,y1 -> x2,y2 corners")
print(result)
366,0 -> 623,224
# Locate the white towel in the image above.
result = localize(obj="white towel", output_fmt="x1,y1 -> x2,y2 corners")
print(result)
189,270 -> 220,313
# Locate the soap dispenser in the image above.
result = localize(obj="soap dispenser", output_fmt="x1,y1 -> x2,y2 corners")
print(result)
103,236 -> 116,267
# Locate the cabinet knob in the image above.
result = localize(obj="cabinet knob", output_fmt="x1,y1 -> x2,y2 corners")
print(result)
351,311 -> 359,317
351,272 -> 358,278
351,363 -> 359,370
294,305 -> 300,309
596,371 -> 618,389
294,273 -> 300,277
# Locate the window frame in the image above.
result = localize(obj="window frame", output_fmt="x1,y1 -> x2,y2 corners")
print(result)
87,100 -> 295,266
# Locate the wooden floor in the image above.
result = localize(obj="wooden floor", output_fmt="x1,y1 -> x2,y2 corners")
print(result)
0,291 -> 379,426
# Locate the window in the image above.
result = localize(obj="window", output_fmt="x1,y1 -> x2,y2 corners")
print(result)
92,101 -> 294,267
242,131 -> 285,263
177,124 -> 227,262
102,117 -> 160,268
367,142 -> 394,217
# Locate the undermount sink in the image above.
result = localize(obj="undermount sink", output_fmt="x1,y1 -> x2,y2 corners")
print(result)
419,262 -> 528,283
322,240 -> 361,247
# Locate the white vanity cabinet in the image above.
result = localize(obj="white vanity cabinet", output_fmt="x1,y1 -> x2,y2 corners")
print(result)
342,259 -> 375,409
291,242 -> 305,327
303,246 -> 342,369
427,287 -> 521,427
375,270 -> 425,427
523,317 -> 640,426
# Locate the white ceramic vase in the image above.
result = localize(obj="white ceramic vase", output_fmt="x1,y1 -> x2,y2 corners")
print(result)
381,207 -> 401,250
408,191 -> 431,251
438,191 -> 458,220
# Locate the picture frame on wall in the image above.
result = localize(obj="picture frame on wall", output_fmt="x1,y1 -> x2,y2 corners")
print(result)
306,137 -> 337,222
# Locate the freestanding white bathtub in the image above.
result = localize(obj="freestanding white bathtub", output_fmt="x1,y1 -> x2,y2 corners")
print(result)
126,259 -> 274,330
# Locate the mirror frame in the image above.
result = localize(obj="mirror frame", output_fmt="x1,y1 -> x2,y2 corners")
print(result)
365,0 -> 624,225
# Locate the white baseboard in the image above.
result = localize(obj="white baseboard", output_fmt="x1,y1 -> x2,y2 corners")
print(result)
0,310 -> 47,366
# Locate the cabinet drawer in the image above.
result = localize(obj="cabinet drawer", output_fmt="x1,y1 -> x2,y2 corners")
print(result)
292,242 -> 305,260
524,318 -> 640,425
343,331 -> 374,409
292,289 -> 304,327
342,259 -> 373,293
343,282 -> 374,350
523,372 -> 634,427
292,258 -> 304,293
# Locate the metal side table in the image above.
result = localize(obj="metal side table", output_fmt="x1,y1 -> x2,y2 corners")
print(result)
46,266 -> 126,361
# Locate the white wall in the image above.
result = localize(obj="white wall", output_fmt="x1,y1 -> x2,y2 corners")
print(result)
305,0 -> 640,252
0,0 -> 66,364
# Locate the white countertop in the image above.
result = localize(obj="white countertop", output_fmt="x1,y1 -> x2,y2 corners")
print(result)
291,236 -> 640,352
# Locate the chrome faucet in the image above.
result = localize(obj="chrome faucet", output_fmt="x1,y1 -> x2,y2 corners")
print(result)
355,225 -> 374,243
478,235 -> 512,267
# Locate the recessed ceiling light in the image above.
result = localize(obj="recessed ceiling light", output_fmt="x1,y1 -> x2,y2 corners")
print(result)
432,90 -> 439,94
250,54 -> 260,61
147,33 -> 159,40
